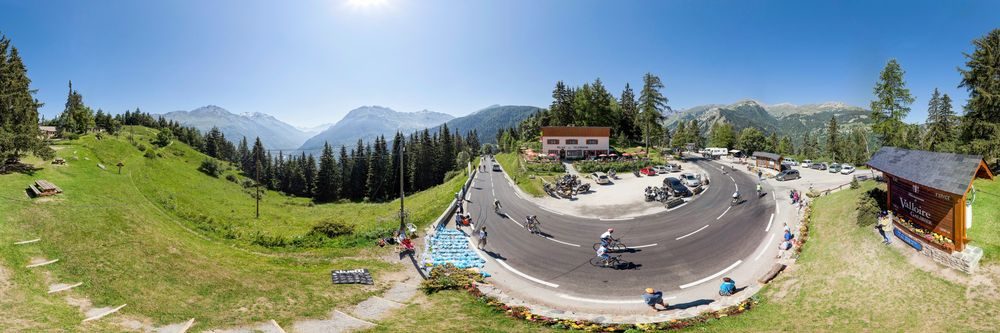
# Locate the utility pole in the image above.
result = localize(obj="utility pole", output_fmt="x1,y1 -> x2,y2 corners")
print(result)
399,145 -> 406,233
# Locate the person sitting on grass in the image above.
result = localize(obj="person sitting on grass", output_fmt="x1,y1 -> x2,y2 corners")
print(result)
719,277 -> 737,296
642,288 -> 669,311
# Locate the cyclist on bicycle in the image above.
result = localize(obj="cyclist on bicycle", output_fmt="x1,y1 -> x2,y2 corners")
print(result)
596,244 -> 610,266
732,190 -> 740,204
600,228 -> 615,247
494,199 -> 502,212
756,183 -> 762,197
525,215 -> 539,233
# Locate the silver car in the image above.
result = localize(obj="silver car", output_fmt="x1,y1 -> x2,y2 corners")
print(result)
592,172 -> 611,184
681,173 -> 701,187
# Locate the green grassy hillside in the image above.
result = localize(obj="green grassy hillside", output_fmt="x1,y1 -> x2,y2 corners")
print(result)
0,127 -> 464,331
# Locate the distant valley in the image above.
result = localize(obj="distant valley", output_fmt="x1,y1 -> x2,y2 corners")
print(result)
665,100 -> 872,139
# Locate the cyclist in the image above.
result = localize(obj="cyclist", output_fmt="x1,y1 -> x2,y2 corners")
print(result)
494,199 -> 502,213
756,183 -> 762,197
600,228 -> 615,247
732,190 -> 740,204
525,215 -> 540,233
596,244 -> 610,266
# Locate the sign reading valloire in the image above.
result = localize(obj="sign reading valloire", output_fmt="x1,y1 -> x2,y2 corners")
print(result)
889,176 -> 956,239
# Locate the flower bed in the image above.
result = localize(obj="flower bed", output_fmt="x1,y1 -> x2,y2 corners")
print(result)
574,160 -> 653,173
893,215 -> 955,251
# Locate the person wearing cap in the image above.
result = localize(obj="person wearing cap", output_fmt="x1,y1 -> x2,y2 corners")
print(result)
719,277 -> 737,296
600,228 -> 616,247
642,288 -> 668,311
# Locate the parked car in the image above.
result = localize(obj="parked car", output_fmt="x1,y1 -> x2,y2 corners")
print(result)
663,177 -> 691,197
813,163 -> 827,170
775,169 -> 801,181
665,163 -> 682,172
592,172 -> 611,184
840,165 -> 855,174
828,163 -> 841,173
652,165 -> 669,174
801,159 -> 813,168
680,173 -> 702,187
784,158 -> 799,166
492,164 -> 501,172
640,167 -> 657,176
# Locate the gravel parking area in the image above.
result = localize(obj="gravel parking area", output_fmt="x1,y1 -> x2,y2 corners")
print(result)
531,159 -> 712,219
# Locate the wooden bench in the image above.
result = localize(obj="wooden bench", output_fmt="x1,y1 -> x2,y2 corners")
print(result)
758,263 -> 786,284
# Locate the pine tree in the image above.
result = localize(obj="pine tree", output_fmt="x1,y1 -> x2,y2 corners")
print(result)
737,127 -> 767,156
366,136 -> 388,201
870,59 -> 914,148
0,35 -> 45,161
958,28 -> 1000,163
638,73 -> 668,149
826,116 -> 840,160
619,83 -> 640,143
237,136 -> 250,171
550,81 -> 575,126
777,136 -> 793,156
924,88 -> 957,151
316,142 -> 337,202
338,145 -> 350,199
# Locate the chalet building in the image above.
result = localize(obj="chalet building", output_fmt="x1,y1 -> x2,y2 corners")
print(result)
39,126 -> 57,139
540,126 -> 610,160
752,151 -> 783,171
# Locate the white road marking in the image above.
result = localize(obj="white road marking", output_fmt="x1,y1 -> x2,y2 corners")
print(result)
631,243 -> 658,249
716,206 -> 731,220
599,217 -> 634,221
82,304 -> 127,322
177,318 -> 195,333
679,260 -> 743,289
557,294 -> 676,304
675,225 -> 709,240
755,234 -> 777,261
505,216 -> 524,228
543,237 -> 581,247
13,238 -> 40,245
765,213 -> 774,232
495,258 -> 560,288
269,319 -> 286,333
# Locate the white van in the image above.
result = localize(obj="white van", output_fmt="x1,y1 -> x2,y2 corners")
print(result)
706,147 -> 728,157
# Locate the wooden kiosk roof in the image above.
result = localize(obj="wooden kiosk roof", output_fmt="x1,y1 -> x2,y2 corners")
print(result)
752,151 -> 781,160
867,147 -> 994,195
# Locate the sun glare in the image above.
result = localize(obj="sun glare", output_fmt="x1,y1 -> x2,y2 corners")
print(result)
346,0 -> 389,9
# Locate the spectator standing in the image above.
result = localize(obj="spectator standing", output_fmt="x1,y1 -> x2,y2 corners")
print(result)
477,227 -> 488,250
875,214 -> 891,244
642,288 -> 669,311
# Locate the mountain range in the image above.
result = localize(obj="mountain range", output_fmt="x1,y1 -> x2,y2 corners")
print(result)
431,105 -> 542,145
161,105 -> 312,150
297,106 -> 455,152
665,100 -> 872,139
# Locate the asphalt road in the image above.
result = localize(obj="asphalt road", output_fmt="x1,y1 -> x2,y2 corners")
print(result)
466,157 -> 774,296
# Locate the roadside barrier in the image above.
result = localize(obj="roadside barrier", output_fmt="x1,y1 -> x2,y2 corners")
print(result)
422,229 -> 485,269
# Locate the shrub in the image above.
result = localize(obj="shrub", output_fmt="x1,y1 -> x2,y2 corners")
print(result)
420,263 -> 484,294
153,128 -> 173,147
225,174 -> 238,183
136,143 -> 148,152
850,177 -> 860,189
524,161 -> 564,173
34,146 -> 55,161
443,170 -> 462,182
198,159 -> 222,177
309,220 -> 354,238
856,188 -> 881,227
61,132 -> 80,140
143,149 -> 156,159
574,160 -> 652,173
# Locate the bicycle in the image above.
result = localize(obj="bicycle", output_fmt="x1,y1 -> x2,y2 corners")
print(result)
589,255 -> 623,269
593,238 -> 627,252
731,196 -> 740,206
525,217 -> 541,234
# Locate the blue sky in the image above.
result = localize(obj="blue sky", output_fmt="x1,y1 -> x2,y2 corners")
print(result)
1,0 -> 998,126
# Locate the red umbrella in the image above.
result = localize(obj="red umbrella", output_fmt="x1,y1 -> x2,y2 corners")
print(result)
599,154 -> 607,157
548,153 -> 557,157
609,153 -> 618,157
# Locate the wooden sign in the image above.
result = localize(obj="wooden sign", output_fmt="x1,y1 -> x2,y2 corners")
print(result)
888,176 -> 956,239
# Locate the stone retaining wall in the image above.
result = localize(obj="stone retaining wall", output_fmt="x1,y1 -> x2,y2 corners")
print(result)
891,223 -> 982,274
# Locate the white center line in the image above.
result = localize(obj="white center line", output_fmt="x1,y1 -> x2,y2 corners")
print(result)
755,234 -> 777,261
600,217 -> 634,221
765,213 -> 774,232
679,260 -> 743,289
506,216 -> 524,228
716,206 -> 731,220
544,237 -> 581,247
557,294 -> 675,303
676,225 -> 709,240
495,259 -> 560,288
631,243 -> 658,249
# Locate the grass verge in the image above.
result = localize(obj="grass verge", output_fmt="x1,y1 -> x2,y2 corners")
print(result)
494,153 -> 553,197
968,178 -> 1000,263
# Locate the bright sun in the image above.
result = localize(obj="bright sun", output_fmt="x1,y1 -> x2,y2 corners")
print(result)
346,0 -> 388,8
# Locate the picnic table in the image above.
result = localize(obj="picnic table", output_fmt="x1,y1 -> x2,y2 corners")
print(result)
29,180 -> 62,197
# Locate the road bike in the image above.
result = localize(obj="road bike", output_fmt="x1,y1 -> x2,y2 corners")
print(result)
589,255 -> 623,269
525,217 -> 541,234
593,238 -> 627,252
